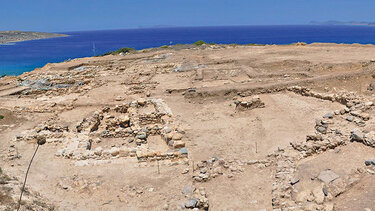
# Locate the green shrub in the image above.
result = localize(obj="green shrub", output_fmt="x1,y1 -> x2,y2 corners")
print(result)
0,115 -> 4,120
101,47 -> 135,56
193,40 -> 208,46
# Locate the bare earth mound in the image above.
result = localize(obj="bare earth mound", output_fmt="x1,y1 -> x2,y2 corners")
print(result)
1,43 -> 375,210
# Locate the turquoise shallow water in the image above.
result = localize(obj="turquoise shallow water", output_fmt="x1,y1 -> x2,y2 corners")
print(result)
2,25 -> 375,76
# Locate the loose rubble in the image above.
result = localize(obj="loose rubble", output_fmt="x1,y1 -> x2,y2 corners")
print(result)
234,95 -> 265,111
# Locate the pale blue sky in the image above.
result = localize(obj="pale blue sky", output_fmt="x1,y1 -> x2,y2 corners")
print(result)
1,0 -> 375,32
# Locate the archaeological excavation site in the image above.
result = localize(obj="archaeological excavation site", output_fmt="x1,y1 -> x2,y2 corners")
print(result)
1,43 -> 375,210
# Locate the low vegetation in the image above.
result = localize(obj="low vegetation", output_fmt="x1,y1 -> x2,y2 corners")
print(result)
193,40 -> 216,46
157,41 -> 268,49
102,42 -> 267,55
193,40 -> 207,45
101,47 -> 135,56
0,115 -> 4,120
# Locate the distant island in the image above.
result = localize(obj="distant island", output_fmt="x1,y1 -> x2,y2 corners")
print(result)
310,20 -> 375,26
0,31 -> 67,44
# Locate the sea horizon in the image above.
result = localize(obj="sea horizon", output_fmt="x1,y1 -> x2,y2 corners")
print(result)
3,24 -> 375,76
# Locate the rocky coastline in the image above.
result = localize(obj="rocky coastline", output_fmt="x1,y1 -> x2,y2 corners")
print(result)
0,31 -> 67,44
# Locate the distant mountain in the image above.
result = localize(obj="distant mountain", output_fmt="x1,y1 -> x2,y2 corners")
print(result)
310,21 -> 375,26
0,31 -> 67,44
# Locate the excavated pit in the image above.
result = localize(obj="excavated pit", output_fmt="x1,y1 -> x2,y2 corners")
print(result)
167,92 -> 345,161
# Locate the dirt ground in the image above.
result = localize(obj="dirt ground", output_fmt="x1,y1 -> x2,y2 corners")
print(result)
1,43 -> 375,210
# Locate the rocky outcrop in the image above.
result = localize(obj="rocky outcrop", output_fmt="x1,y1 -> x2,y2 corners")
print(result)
234,95 -> 265,111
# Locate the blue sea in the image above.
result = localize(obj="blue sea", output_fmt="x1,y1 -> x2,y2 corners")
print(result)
2,25 -> 375,76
